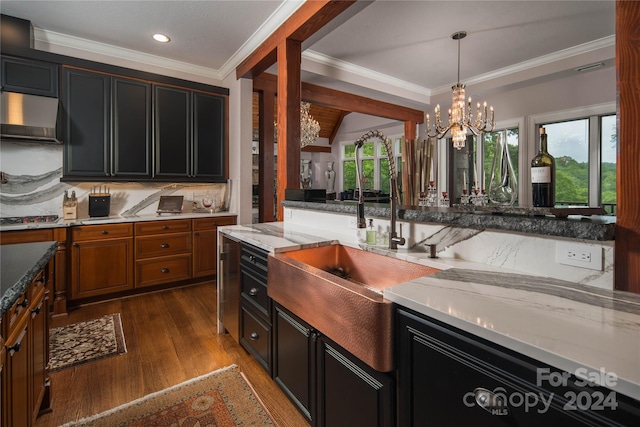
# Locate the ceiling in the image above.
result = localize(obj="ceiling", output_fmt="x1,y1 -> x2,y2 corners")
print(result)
1,0 -> 616,136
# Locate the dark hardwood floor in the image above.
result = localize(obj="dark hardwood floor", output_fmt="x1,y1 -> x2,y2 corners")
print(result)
35,282 -> 309,427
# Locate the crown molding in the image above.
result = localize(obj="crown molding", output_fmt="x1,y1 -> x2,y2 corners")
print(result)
430,35 -> 616,96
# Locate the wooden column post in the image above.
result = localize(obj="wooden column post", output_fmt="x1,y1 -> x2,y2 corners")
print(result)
258,89 -> 276,223
615,0 -> 640,292
276,38 -> 302,220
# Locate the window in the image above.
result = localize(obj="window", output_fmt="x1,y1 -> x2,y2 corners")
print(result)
541,119 -> 590,205
340,137 -> 402,195
530,103 -> 616,214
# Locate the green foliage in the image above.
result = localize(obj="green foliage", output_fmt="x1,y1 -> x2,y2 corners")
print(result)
601,162 -> 617,204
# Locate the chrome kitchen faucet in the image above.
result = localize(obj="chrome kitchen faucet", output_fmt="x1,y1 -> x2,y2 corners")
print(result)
354,130 -> 405,250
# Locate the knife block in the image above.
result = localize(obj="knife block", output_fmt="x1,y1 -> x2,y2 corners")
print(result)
89,194 -> 110,217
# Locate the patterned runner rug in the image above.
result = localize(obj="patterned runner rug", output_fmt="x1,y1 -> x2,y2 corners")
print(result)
49,313 -> 127,372
59,365 -> 276,427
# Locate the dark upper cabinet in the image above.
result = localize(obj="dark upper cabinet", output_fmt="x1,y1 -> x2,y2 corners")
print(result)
154,85 -> 191,178
193,91 -> 227,180
1,56 -> 59,97
112,77 -> 151,177
154,86 -> 227,181
62,67 -> 110,177
63,68 -> 151,179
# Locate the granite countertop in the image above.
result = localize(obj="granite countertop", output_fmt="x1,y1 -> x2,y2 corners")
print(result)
0,211 -> 238,232
282,200 -> 616,241
1,241 -> 58,316
219,222 -> 639,401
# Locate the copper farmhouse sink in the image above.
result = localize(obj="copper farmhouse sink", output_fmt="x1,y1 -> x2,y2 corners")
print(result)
268,244 -> 439,372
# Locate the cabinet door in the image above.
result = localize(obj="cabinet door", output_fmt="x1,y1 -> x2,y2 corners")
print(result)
112,77 -> 151,178
193,229 -> 217,277
154,85 -> 190,178
5,321 -> 30,427
30,291 -> 49,420
70,238 -> 134,299
273,304 -> 315,422
193,92 -> 227,180
396,309 -> 620,427
63,67 -> 110,177
1,56 -> 59,97
317,335 -> 393,427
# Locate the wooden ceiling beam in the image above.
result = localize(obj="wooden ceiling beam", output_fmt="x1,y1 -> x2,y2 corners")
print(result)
254,73 -> 424,123
329,111 -> 349,145
236,1 -> 355,79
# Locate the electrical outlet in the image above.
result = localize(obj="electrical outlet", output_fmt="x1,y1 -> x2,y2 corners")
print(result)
346,217 -> 358,229
556,242 -> 602,271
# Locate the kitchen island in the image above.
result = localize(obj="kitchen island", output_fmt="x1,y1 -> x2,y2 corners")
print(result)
218,222 -> 639,425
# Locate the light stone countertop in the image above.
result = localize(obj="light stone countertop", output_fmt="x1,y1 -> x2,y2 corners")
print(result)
0,211 -> 238,231
219,222 -> 640,402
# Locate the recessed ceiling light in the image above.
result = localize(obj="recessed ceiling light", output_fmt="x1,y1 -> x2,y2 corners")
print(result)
153,33 -> 170,43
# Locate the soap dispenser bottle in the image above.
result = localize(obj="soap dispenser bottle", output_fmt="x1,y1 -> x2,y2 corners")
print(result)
366,219 -> 377,245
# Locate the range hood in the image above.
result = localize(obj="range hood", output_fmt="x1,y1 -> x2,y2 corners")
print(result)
1,92 -> 61,143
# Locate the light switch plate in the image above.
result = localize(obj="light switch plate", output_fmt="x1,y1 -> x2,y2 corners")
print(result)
556,241 -> 602,271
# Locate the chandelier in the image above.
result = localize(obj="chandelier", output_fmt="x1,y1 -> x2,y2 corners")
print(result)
426,31 -> 495,150
300,101 -> 320,148
274,102 -> 320,148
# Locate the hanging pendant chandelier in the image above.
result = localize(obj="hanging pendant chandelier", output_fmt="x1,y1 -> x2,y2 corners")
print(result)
274,102 -> 320,148
300,102 -> 320,148
426,31 -> 495,150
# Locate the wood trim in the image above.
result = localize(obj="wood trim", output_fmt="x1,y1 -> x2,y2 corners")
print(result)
258,89 -> 276,223
615,0 -> 640,293
254,73 -> 424,124
236,1 -> 355,79
329,111 -> 349,145
301,145 -> 332,153
276,39 -> 302,221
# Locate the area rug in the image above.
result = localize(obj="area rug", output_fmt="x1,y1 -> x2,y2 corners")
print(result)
59,365 -> 276,427
49,313 -> 127,372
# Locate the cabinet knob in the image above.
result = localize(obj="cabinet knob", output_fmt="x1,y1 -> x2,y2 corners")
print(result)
163,225 -> 169,230
18,298 -> 29,308
8,342 -> 22,353
101,230 -> 109,235
249,255 -> 256,263
250,332 -> 259,340
474,388 -> 509,414
249,287 -> 259,296
194,232 -> 200,236
73,243 -> 80,247
31,306 -> 42,315
160,243 -> 170,248
161,268 -> 170,273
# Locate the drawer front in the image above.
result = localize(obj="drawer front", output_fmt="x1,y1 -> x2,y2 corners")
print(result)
240,244 -> 268,279
5,290 -> 29,333
0,229 -> 54,245
28,270 -> 46,302
72,223 -> 133,241
241,305 -> 270,372
135,254 -> 192,288
135,219 -> 191,236
241,269 -> 269,316
135,232 -> 191,259
193,216 -> 236,231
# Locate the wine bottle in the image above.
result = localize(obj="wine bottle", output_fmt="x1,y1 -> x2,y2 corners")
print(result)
531,127 -> 555,207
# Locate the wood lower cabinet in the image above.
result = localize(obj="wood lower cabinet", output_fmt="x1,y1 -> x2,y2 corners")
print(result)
70,224 -> 134,299
134,219 -> 192,288
273,303 -> 394,427
396,307 -> 640,427
193,216 -> 236,278
2,264 -> 52,427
